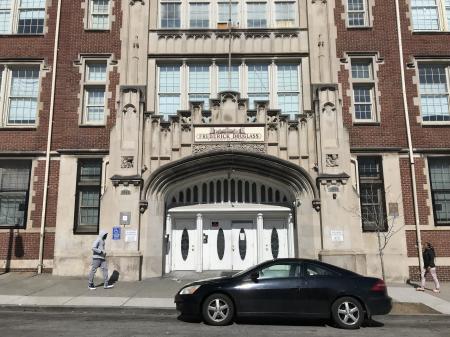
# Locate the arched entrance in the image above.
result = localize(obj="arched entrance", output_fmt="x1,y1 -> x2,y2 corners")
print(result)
140,151 -> 320,277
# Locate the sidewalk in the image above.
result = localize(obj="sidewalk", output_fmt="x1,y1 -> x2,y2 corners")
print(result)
0,272 -> 449,315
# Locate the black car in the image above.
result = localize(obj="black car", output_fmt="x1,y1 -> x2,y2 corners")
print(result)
175,258 -> 392,329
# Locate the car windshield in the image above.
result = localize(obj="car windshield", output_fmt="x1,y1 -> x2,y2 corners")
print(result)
232,260 -> 272,277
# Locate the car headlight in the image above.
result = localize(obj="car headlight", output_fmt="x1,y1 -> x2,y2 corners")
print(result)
179,285 -> 201,295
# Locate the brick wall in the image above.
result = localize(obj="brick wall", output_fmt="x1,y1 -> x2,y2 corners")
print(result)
409,266 -> 450,282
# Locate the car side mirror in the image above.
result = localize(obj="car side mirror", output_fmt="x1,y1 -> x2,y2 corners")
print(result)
250,272 -> 259,282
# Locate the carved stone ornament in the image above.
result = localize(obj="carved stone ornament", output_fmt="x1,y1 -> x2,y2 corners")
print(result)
129,0 -> 145,5
121,156 -> 134,169
192,143 -> 266,155
326,154 -> 339,167
122,103 -> 137,114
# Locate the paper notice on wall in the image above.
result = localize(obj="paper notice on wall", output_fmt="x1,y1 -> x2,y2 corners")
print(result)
330,230 -> 344,242
125,229 -> 138,242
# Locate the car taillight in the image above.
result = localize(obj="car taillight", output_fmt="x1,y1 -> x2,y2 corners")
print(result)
371,279 -> 387,292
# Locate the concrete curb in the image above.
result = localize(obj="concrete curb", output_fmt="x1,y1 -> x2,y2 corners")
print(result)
0,305 -> 177,315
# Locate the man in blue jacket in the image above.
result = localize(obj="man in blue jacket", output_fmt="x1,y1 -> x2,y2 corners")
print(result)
88,230 -> 114,290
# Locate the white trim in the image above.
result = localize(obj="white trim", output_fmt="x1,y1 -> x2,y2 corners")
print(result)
169,203 -> 292,213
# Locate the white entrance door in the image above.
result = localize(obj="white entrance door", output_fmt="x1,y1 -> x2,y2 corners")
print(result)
203,219 -> 232,270
232,221 -> 257,271
262,219 -> 289,262
172,219 -> 197,270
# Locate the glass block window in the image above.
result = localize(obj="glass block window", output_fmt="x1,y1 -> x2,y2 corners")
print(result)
189,64 -> 210,109
411,0 -> 440,31
418,64 -> 450,122
429,157 -> 450,225
347,0 -> 367,27
7,66 -> 40,125
83,61 -> 107,124
357,156 -> 387,232
248,63 -> 269,108
218,2 -> 239,25
17,0 -> 45,34
277,64 -> 299,119
161,0 -> 181,28
218,64 -> 240,92
74,159 -> 102,234
88,0 -> 110,30
247,2 -> 267,28
189,3 -> 209,28
0,161 -> 31,228
275,1 -> 295,27
351,59 -> 376,122
159,64 -> 181,117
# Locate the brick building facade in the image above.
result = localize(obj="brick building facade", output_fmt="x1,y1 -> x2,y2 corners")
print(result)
1,0 -> 449,282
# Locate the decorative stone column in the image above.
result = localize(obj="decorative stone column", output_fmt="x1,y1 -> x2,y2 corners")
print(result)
288,213 -> 295,258
257,213 -> 264,263
196,213 -> 203,272
165,214 -> 172,274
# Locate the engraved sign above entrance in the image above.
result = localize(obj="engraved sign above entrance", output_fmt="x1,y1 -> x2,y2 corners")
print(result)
194,127 -> 265,143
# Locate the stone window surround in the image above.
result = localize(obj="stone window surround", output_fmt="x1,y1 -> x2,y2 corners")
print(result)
0,0 -> 51,35
158,0 -> 300,30
74,54 -> 115,127
81,0 -> 116,31
411,58 -> 450,126
0,61 -> 47,129
154,58 -> 303,116
340,0 -> 375,29
408,0 -> 450,33
342,52 -> 383,125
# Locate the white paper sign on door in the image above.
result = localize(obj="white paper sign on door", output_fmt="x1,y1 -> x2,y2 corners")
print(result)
125,229 -> 138,242
330,230 -> 344,242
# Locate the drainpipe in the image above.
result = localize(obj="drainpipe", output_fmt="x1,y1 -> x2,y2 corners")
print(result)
394,0 -> 424,275
37,0 -> 62,274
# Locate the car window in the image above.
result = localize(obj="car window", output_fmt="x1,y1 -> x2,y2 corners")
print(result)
258,263 -> 300,279
304,263 -> 338,277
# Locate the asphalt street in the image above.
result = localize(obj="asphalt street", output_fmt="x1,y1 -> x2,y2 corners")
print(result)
0,309 -> 448,337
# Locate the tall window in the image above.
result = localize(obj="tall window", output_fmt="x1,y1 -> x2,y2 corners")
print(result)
347,0 -> 368,27
277,63 -> 299,119
218,64 -> 240,92
218,2 -> 239,26
418,64 -> 450,122
0,0 -> 45,34
159,64 -> 181,118
351,59 -> 376,122
247,2 -> 267,28
0,65 -> 40,126
74,159 -> 102,234
358,157 -> 387,232
275,1 -> 295,27
189,64 -> 210,108
161,0 -> 181,28
83,61 -> 107,125
190,2 -> 209,28
88,0 -> 110,30
0,161 -> 31,228
411,0 -> 450,31
248,63 -> 269,108
429,157 -> 450,225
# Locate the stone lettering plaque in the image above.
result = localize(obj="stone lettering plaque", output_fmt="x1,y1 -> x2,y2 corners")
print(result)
194,127 -> 265,143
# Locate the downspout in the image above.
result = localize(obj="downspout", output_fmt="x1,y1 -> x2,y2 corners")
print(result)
394,0 -> 424,274
37,0 -> 62,274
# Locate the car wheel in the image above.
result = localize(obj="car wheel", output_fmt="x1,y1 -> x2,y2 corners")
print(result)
331,296 -> 364,329
202,293 -> 234,326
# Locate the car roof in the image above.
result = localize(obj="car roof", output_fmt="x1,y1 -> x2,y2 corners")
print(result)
262,258 -> 359,275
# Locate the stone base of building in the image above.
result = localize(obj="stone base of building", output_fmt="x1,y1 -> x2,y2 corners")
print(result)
319,250 -> 367,276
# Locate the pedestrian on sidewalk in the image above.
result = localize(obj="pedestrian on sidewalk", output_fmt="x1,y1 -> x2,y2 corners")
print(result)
88,229 -> 114,290
417,242 -> 440,293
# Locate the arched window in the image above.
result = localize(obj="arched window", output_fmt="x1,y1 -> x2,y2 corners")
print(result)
186,188 -> 192,203
252,183 -> 257,203
224,179 -> 229,202
209,181 -> 215,203
261,185 -> 266,203
268,187 -> 273,202
244,181 -> 250,203
179,191 -> 184,203
193,185 -> 199,203
202,183 -> 207,203
275,190 -> 280,203
231,179 -> 236,202
237,180 -> 243,202
216,180 -> 222,203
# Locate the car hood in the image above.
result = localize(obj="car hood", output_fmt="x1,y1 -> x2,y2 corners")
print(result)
186,276 -> 234,286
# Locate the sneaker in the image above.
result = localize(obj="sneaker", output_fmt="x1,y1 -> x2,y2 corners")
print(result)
416,287 -> 425,291
88,284 -> 96,290
104,284 -> 114,289
433,289 -> 440,293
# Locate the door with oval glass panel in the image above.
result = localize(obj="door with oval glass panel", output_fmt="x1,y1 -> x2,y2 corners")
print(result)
262,220 -> 289,262
203,220 -> 232,270
171,219 -> 198,270
231,221 -> 257,270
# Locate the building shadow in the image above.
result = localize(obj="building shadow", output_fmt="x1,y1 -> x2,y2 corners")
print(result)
108,270 -> 120,285
1,229 -> 14,275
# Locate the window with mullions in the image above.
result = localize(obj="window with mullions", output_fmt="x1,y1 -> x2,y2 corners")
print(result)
160,0 -> 181,28
0,0 -> 45,34
189,64 -> 210,108
247,2 -> 267,28
429,157 -> 450,225
277,64 -> 299,119
0,65 -> 40,126
218,64 -> 240,92
418,64 -> 450,122
248,63 -> 269,108
0,161 -> 31,228
347,0 -> 368,27
190,2 -> 209,28
357,156 -> 387,232
74,159 -> 102,234
83,61 -> 107,124
159,64 -> 181,118
88,0 -> 110,30
411,0 -> 450,31
275,1 -> 295,27
351,59 -> 377,122
218,2 -> 239,26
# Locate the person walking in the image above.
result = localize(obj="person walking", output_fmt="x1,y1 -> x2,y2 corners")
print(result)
88,230 -> 114,290
417,242 -> 440,293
